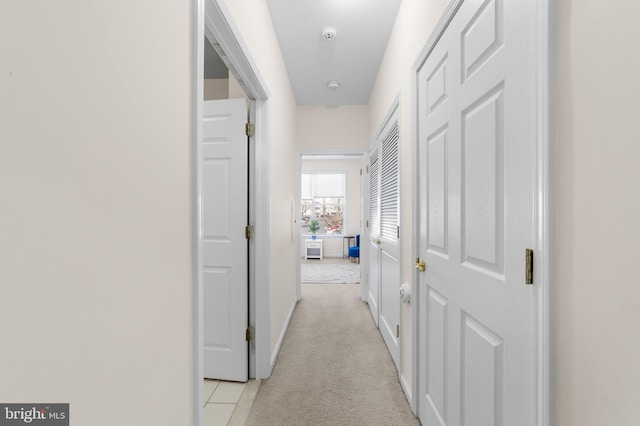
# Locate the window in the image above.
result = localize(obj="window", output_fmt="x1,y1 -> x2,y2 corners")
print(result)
301,172 -> 345,236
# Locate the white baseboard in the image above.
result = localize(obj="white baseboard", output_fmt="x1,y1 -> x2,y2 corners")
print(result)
270,298 -> 297,367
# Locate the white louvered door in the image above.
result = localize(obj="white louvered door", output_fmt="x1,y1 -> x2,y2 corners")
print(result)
367,146 -> 380,327
378,121 -> 400,368
368,106 -> 401,369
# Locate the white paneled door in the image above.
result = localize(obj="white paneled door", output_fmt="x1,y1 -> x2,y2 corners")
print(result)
417,0 -> 537,424
201,98 -> 248,382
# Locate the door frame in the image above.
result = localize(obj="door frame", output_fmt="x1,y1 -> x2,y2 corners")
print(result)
410,0 -> 556,424
194,0 -> 272,424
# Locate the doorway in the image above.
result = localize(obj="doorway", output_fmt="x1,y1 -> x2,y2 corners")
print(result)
195,2 -> 272,425
298,155 -> 364,291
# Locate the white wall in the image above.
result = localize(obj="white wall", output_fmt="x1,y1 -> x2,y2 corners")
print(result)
0,1 -> 193,425
367,0 -> 449,392
204,78 -> 229,100
557,0 -> 640,424
297,105 -> 369,153
223,0 -> 299,358
300,159 -> 363,258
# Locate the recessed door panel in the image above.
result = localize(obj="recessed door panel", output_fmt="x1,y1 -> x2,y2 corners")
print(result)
461,84 -> 504,278
203,159 -> 231,239
427,53 -> 449,115
203,268 -> 231,349
461,0 -> 504,82
426,288 -> 448,424
461,312 -> 504,426
428,126 -> 449,256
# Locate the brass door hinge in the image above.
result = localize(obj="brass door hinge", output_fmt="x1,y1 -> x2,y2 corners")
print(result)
366,165 -> 369,173
245,225 -> 254,240
366,220 -> 369,228
525,249 -> 533,284
397,226 -> 400,239
246,326 -> 255,342
246,123 -> 255,137
396,324 -> 400,338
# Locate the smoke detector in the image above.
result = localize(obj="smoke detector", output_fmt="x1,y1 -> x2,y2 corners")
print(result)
327,80 -> 341,91
322,27 -> 337,41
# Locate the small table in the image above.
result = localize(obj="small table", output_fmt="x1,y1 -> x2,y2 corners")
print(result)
342,235 -> 356,258
305,239 -> 323,260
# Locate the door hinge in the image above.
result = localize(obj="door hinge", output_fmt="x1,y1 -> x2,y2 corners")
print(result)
245,326 -> 255,342
246,123 -> 255,137
396,324 -> 400,338
366,165 -> 369,173
245,225 -> 254,240
525,248 -> 533,285
360,168 -> 362,176
397,226 -> 400,239
366,220 -> 369,228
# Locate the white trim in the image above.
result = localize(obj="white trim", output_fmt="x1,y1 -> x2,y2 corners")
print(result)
271,299 -> 298,366
301,154 -> 364,161
400,373 -> 413,409
192,1 -> 205,425
204,1 -> 269,100
410,27 -> 421,415
252,99 -> 272,379
370,95 -> 400,151
296,153 -> 302,302
535,1 -> 557,425
410,0 -> 555,424
412,0 -> 464,72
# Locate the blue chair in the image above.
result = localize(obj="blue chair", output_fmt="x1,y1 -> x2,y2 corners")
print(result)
348,234 -> 360,263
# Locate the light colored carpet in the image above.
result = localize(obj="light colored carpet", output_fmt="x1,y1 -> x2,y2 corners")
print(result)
301,261 -> 360,283
245,284 -> 419,426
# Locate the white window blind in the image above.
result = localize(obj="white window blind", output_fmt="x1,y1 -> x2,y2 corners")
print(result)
380,124 -> 399,241
301,172 -> 346,235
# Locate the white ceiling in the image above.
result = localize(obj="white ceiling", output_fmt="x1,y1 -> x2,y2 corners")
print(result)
266,0 -> 402,105
204,1 -> 401,105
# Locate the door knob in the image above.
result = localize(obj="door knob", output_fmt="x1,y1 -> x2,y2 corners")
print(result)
414,257 -> 426,272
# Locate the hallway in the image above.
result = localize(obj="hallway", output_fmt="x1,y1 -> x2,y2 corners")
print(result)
244,283 -> 418,425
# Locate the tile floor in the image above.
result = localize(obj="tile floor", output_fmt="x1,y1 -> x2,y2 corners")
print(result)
203,379 -> 260,425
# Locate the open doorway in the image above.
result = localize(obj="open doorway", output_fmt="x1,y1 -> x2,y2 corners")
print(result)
195,3 -> 272,425
298,155 -> 363,288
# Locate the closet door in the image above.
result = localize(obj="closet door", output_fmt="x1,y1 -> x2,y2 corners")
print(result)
378,120 -> 401,368
367,104 -> 401,369
367,146 -> 380,326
